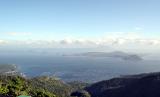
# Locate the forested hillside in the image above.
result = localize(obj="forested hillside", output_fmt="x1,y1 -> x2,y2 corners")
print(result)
1,72 -> 160,97
0,75 -> 88,97
84,72 -> 160,97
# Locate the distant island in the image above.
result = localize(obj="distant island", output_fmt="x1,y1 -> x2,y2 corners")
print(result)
69,51 -> 143,61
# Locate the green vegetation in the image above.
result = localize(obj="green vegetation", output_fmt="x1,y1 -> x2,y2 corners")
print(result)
0,76 -> 55,97
29,76 -> 72,97
0,75 -> 88,97
71,90 -> 91,97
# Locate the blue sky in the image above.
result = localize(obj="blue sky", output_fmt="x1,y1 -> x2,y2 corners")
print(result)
0,0 -> 160,51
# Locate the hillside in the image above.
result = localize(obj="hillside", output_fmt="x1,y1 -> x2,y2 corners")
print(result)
1,64 -> 160,97
1,72 -> 160,97
0,75 -> 88,97
84,72 -> 160,97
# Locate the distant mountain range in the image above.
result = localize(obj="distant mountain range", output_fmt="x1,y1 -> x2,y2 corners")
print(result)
71,51 -> 143,61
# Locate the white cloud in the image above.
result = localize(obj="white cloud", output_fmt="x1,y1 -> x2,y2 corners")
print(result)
60,39 -> 73,44
135,27 -> 143,31
0,40 -> 8,45
96,32 -> 160,46
52,32 -> 160,47
1,32 -> 160,49
7,32 -> 31,36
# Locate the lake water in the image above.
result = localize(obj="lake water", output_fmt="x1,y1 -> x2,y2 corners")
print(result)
0,54 -> 160,82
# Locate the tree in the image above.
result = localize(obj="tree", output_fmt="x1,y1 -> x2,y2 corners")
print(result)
31,89 -> 56,97
71,90 -> 91,97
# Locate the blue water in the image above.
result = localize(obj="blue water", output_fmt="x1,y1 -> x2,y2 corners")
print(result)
0,54 -> 160,82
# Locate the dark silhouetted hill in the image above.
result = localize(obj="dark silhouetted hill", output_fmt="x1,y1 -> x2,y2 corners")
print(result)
85,72 -> 160,97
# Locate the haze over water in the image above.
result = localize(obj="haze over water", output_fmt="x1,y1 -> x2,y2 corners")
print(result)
0,52 -> 160,82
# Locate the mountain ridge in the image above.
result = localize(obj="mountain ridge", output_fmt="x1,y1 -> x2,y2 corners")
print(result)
69,51 -> 143,61
84,72 -> 160,97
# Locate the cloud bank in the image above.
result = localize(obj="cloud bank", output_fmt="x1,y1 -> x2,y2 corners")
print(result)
1,32 -> 160,48
0,40 -> 8,45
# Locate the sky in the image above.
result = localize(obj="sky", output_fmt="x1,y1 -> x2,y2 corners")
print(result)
0,0 -> 160,52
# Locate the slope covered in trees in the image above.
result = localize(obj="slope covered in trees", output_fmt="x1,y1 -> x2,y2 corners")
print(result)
0,75 -> 88,97
85,72 -> 160,97
1,70 -> 160,97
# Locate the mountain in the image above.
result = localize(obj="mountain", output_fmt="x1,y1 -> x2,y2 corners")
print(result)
29,76 -> 73,97
1,71 -> 160,97
2,64 -> 160,97
72,51 -> 143,61
84,72 -> 160,97
0,75 -> 89,97
0,64 -> 89,97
